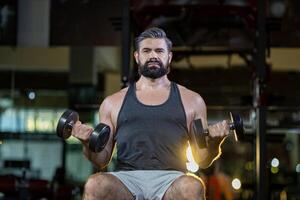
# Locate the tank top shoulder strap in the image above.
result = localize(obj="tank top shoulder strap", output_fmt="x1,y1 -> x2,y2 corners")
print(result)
168,82 -> 181,103
116,83 -> 135,128
127,82 -> 135,95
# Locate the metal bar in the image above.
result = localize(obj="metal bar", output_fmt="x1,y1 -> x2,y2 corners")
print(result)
62,140 -> 66,183
172,49 -> 252,56
255,0 -> 268,199
255,105 -> 267,199
121,0 -> 131,88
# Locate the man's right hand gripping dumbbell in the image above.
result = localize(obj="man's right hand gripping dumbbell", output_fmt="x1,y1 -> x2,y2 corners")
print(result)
56,109 -> 110,152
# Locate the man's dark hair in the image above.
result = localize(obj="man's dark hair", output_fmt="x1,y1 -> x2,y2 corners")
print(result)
135,27 -> 172,51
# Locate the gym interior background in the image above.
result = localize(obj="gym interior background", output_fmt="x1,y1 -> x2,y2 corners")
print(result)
0,0 -> 299,199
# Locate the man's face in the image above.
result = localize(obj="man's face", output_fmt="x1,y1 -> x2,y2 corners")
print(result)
134,38 -> 172,79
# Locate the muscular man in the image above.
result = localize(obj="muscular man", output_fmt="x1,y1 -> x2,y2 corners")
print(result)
72,27 -> 229,200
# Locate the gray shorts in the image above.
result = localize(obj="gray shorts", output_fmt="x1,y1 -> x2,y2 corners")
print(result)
109,170 -> 185,200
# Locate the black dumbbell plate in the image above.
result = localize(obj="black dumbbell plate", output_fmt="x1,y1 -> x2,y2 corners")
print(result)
230,112 -> 244,141
56,109 -> 79,139
89,124 -> 110,152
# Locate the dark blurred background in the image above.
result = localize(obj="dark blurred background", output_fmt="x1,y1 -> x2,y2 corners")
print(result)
0,0 -> 299,199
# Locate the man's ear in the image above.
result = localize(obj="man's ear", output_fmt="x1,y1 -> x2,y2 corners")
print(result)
168,51 -> 173,64
134,51 -> 139,64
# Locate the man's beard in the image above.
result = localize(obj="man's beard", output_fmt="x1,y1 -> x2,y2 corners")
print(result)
138,59 -> 169,79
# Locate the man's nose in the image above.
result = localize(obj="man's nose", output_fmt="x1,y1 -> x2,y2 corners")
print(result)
149,51 -> 158,58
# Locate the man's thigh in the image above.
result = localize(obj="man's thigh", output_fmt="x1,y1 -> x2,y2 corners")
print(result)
163,174 -> 206,200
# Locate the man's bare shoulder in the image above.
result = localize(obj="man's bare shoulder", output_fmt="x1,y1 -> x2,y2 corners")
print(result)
99,87 -> 129,125
177,84 -> 206,107
102,87 -> 129,107
177,84 -> 207,121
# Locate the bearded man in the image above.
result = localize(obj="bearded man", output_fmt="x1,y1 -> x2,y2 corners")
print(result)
72,27 -> 230,200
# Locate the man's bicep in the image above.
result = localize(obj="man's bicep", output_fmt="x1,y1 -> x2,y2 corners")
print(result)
99,98 -> 115,130
189,95 -> 209,150
96,98 -> 116,165
98,98 -> 115,148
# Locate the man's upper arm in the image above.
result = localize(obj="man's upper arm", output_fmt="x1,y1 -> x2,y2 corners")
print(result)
187,92 -> 213,167
98,96 -> 116,157
99,97 -> 115,133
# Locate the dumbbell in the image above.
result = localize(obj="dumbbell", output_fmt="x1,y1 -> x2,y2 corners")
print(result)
56,109 -> 110,152
192,112 -> 245,148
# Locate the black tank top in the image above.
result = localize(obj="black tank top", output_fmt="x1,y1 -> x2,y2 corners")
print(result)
115,82 -> 189,172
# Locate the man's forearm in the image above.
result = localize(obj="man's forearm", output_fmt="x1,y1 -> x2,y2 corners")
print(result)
196,147 -> 220,169
196,137 -> 225,168
82,142 -> 109,169
205,137 -> 226,165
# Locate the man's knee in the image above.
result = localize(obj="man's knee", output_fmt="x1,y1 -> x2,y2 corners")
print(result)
84,173 -> 134,200
84,173 -> 114,195
177,175 -> 205,198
